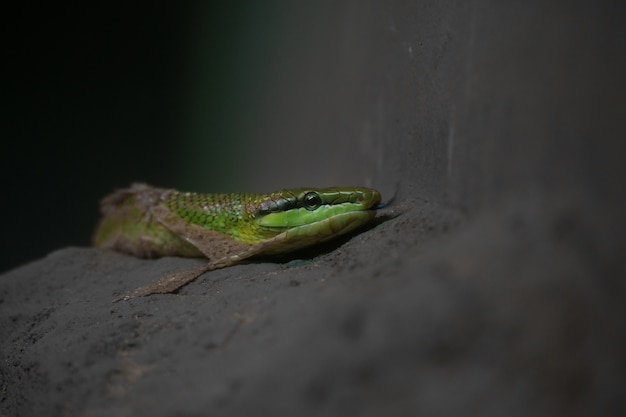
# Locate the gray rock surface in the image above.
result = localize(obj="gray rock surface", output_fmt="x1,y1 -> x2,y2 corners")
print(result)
2,193 -> 623,416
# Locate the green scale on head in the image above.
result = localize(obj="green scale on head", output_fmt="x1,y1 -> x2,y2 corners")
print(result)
163,191 -> 267,244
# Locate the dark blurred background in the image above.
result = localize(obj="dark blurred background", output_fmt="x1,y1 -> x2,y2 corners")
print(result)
3,3 -> 280,272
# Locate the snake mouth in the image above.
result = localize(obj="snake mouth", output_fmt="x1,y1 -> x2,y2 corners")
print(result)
372,192 -> 396,210
359,189 -> 381,210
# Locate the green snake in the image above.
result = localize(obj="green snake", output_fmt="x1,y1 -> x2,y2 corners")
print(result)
94,183 -> 382,300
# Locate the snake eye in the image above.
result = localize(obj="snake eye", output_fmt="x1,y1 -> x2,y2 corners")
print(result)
302,191 -> 322,210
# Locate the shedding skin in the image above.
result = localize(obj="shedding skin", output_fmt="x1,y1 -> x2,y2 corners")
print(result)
95,183 -> 381,301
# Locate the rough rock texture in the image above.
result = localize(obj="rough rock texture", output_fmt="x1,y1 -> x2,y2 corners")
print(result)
1,1 -> 624,416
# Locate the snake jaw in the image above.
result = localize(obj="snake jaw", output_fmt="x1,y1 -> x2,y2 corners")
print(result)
257,209 -> 377,255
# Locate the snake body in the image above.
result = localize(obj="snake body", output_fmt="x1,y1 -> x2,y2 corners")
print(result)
94,183 -> 381,300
